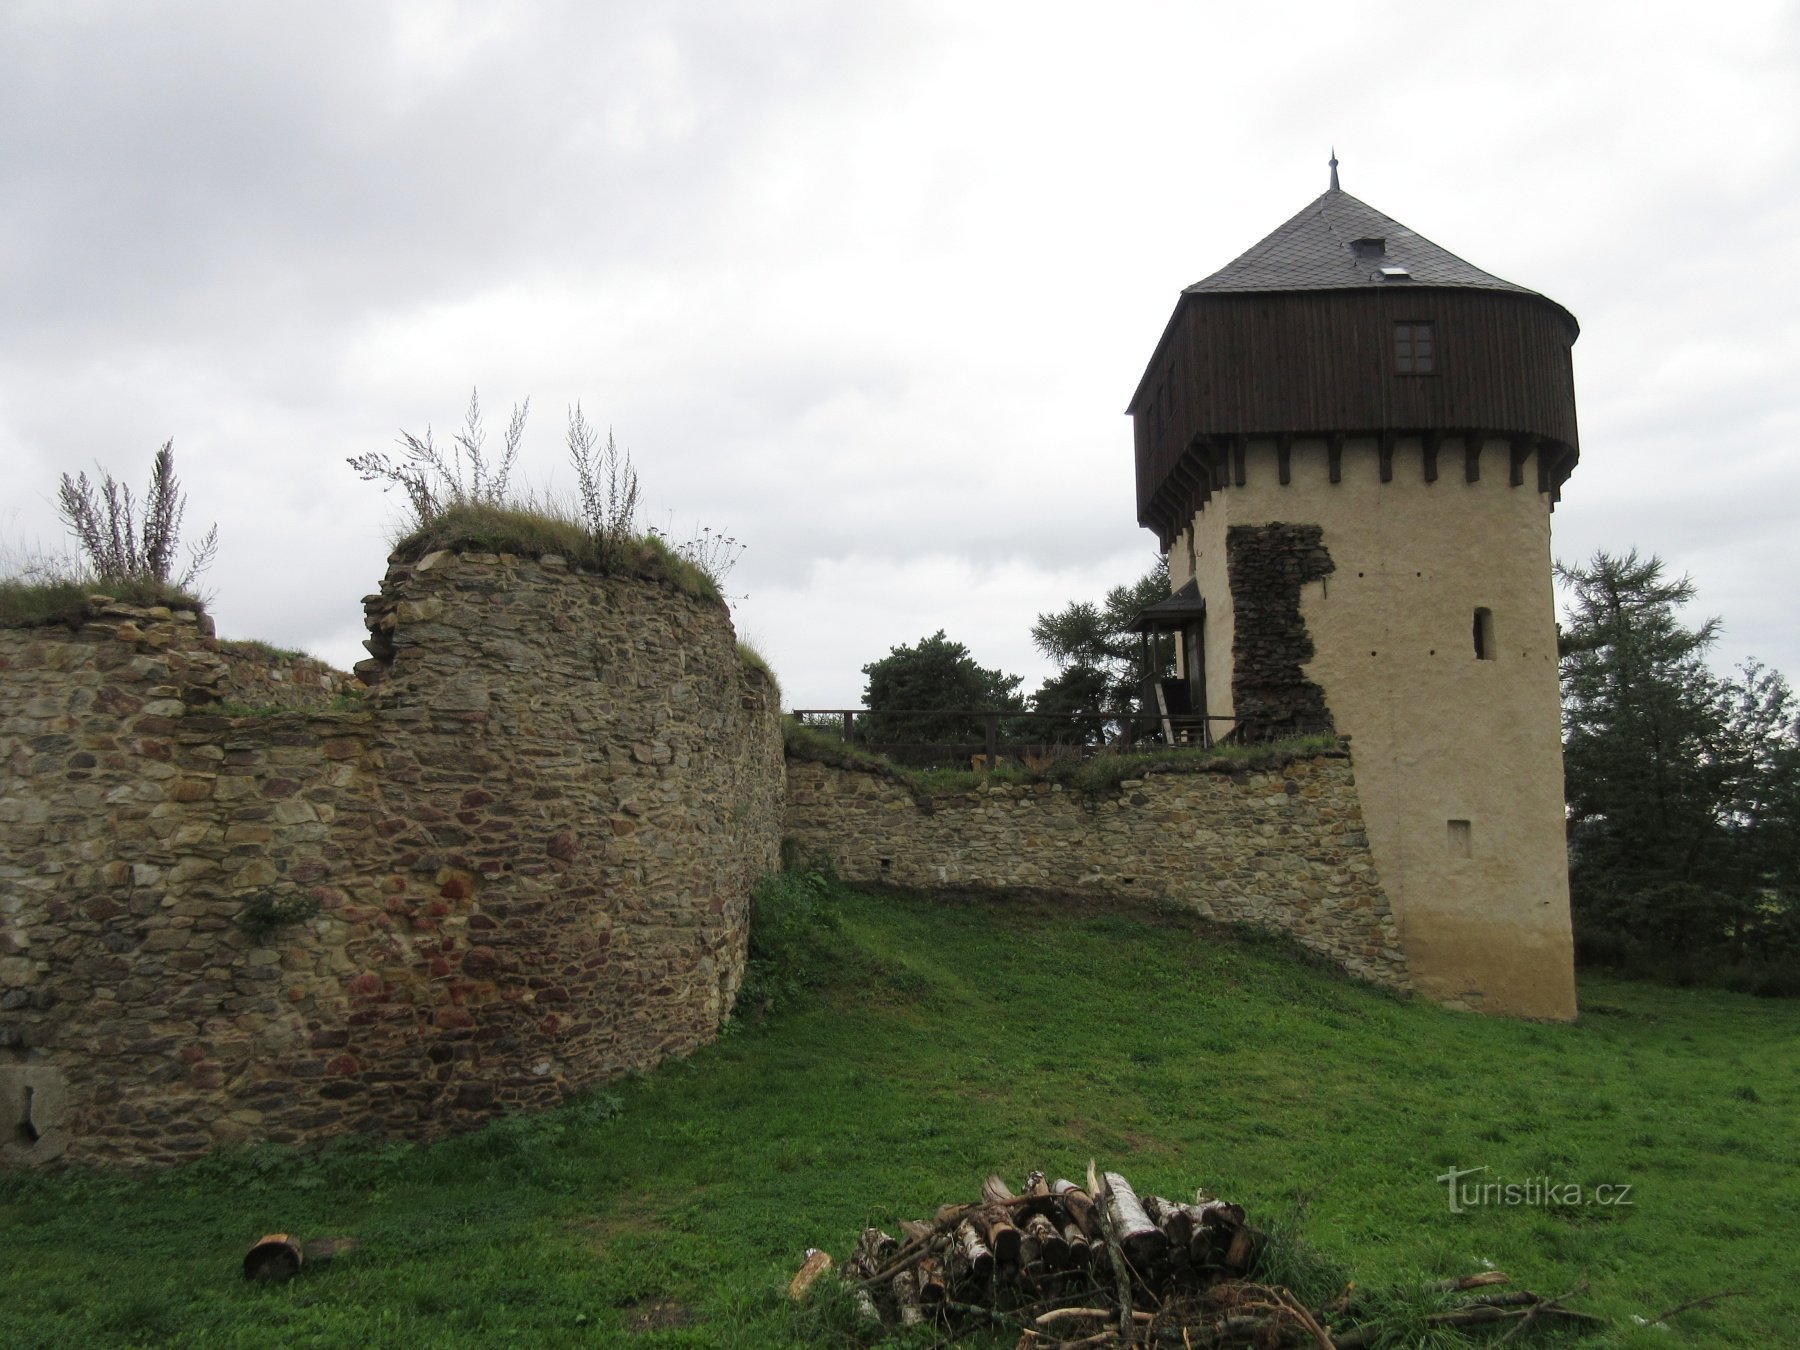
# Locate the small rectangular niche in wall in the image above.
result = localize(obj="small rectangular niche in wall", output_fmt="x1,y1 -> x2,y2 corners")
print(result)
1473,608 -> 1495,660
1447,819 -> 1473,858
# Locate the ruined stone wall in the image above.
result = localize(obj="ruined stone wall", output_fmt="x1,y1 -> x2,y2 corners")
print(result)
0,552 -> 783,1167
215,645 -> 358,712
783,749 -> 1409,991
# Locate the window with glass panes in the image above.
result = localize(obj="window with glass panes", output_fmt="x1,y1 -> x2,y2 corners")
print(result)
1395,321 -> 1435,374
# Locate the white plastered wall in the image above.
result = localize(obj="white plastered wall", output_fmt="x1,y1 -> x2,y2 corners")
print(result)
1164,436 -> 1576,1018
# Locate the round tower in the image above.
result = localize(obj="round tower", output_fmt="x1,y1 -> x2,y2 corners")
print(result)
1129,163 -> 1578,1018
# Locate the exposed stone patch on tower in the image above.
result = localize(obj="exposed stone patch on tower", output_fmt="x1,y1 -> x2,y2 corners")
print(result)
1226,523 -> 1335,741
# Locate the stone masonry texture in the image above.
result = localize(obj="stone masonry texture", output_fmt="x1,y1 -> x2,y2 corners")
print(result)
782,748 -> 1410,992
1226,522 -> 1336,740
0,551 -> 782,1167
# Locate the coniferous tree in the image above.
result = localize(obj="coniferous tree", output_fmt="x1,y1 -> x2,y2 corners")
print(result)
1029,559 -> 1173,742
1558,550 -> 1799,973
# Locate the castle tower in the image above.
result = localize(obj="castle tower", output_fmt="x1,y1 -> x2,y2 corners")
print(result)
1129,164 -> 1579,1018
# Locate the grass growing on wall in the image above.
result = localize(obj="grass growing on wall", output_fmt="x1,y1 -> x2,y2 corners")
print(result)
783,719 -> 1342,798
390,501 -> 721,604
2,883 -> 1794,1346
0,575 -> 206,629
215,637 -> 315,664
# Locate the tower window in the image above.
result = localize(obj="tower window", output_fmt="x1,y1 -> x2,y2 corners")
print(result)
1395,321 -> 1435,374
1473,607 -> 1495,660
1351,236 -> 1386,258
1447,819 -> 1472,858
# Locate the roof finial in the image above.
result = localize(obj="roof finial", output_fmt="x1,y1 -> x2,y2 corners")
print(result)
1329,147 -> 1340,191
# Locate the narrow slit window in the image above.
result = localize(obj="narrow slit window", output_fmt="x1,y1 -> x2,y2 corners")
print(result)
1395,321 -> 1435,374
1447,820 -> 1472,858
1473,607 -> 1494,660
16,1085 -> 39,1146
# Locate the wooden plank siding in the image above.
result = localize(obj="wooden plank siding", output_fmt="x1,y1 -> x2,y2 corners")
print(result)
1132,288 -> 1579,540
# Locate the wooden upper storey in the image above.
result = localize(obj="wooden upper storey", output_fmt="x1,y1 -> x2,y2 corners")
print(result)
1129,189 -> 1581,544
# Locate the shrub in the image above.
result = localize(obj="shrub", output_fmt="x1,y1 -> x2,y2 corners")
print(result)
734,868 -> 843,1020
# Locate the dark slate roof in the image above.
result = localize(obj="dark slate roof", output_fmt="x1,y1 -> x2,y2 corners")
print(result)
1126,580 -> 1206,632
1184,188 -> 1540,299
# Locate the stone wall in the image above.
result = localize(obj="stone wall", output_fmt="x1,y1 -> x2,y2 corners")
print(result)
783,747 -> 1409,991
1225,522 -> 1335,740
0,551 -> 783,1167
215,643 -> 358,712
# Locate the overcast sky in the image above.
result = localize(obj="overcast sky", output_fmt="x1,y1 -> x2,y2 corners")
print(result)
3,0 -> 1796,706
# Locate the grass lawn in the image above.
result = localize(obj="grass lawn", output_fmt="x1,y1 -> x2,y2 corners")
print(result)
2,882 -> 1795,1347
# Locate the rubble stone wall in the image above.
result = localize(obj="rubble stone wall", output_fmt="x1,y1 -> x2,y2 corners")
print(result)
215,645 -> 358,712
1225,522 -> 1336,740
783,748 -> 1409,992
0,551 -> 783,1168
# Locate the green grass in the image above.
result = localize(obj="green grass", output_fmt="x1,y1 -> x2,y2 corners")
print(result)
0,575 -> 206,629
736,640 -> 780,696
217,637 -> 314,664
3,883 -> 1795,1346
391,501 -> 721,604
784,719 -> 1342,799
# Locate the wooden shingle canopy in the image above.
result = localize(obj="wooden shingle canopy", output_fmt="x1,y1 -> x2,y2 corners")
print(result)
1126,579 -> 1206,633
1130,183 -> 1582,547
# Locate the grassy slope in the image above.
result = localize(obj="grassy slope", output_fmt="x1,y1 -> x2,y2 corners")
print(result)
2,888 -> 1795,1347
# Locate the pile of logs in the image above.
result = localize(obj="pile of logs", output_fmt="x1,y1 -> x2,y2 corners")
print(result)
808,1164 -> 1602,1346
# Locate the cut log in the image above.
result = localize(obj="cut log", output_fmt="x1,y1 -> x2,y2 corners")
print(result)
787,1249 -> 833,1301
243,1234 -> 303,1282
1060,1220 -> 1092,1266
1020,1169 -> 1063,1224
1024,1212 -> 1070,1270
891,1269 -> 924,1328
1222,1226 -> 1256,1274
1145,1196 -> 1194,1251
1194,1192 -> 1246,1227
856,1227 -> 899,1269
850,1288 -> 881,1326
915,1254 -> 947,1304
977,1205 -> 1023,1264
957,1219 -> 995,1280
1101,1171 -> 1168,1263
1051,1179 -> 1104,1241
